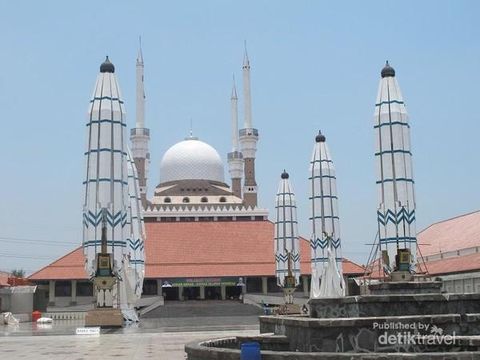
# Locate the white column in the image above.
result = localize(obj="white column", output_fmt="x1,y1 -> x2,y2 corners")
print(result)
343,276 -> 349,296
48,280 -> 55,306
200,286 -> 205,300
261,277 -> 268,295
220,285 -> 227,300
157,279 -> 163,296
231,80 -> 239,151
70,280 -> 77,305
178,286 -> 184,301
242,50 -> 252,129
302,276 -> 309,297
136,46 -> 145,129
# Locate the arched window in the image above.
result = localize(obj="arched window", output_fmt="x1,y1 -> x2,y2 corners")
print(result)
201,197 -> 208,203
164,197 -> 171,203
182,197 -> 190,203
219,197 -> 227,203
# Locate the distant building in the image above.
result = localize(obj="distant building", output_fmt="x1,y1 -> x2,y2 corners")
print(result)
29,222 -> 365,308
0,271 -> 10,289
418,210 -> 480,293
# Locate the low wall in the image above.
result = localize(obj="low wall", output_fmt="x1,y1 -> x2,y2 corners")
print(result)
259,313 -> 480,353
309,293 -> 480,318
185,337 -> 480,359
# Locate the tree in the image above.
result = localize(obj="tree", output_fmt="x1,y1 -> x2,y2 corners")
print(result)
11,269 -> 25,278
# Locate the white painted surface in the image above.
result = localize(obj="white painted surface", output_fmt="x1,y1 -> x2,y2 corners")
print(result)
274,173 -> 301,288
160,138 -> 225,183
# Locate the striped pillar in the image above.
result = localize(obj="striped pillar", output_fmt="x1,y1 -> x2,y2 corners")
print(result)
123,148 -> 146,305
374,62 -> 417,273
83,57 -> 145,317
83,57 -> 129,283
274,171 -> 301,289
309,132 -> 344,298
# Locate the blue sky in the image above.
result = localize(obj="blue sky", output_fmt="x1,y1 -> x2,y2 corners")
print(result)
0,1 -> 479,274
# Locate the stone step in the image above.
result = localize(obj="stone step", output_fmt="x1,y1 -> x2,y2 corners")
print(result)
143,300 -> 262,318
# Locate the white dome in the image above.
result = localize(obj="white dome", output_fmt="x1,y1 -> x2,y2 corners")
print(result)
160,137 -> 225,183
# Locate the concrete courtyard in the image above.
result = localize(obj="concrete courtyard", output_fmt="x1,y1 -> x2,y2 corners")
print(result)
0,328 -> 259,360
0,302 -> 261,359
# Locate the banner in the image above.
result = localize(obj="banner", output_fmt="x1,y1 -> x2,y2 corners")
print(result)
161,277 -> 245,288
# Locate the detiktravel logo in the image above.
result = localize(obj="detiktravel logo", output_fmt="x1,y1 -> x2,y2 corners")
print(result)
373,321 -> 457,346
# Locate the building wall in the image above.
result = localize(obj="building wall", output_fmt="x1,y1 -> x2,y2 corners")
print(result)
53,296 -> 94,307
438,271 -> 480,293
0,286 -> 35,314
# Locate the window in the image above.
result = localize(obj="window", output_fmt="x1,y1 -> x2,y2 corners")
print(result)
182,197 -> 190,203
76,281 -> 93,296
267,277 -> 282,292
246,277 -> 262,293
201,197 -> 208,203
219,197 -> 226,203
164,197 -> 171,203
143,280 -> 158,295
55,281 -> 72,297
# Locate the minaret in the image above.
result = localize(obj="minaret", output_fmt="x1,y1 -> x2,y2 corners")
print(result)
239,45 -> 259,207
374,61 -> 417,274
227,77 -> 244,198
130,40 -> 150,208
309,131 -> 344,298
83,57 -> 132,315
274,171 -> 300,304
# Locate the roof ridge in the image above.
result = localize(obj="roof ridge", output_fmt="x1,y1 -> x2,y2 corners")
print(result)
417,209 -> 480,236
28,246 -> 82,279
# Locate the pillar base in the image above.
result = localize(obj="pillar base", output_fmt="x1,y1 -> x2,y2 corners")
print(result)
276,303 -> 302,315
85,308 -> 123,328
389,271 -> 414,282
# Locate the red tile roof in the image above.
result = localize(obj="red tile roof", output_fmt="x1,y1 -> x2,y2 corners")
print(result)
29,248 -> 88,280
415,210 -> 480,275
0,271 -> 10,287
29,220 -> 365,281
424,252 -> 480,275
418,210 -> 480,257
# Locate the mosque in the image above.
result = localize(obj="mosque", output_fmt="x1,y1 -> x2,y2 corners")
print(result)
27,47 -> 480,311
28,48 -> 364,309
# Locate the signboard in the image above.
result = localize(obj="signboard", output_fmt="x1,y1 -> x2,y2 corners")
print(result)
76,327 -> 101,335
161,277 -> 245,288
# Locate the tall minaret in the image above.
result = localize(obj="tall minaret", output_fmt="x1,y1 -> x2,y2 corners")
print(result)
130,39 -> 150,208
375,61 -> 417,274
239,45 -> 259,207
309,131 -> 344,298
227,77 -> 244,198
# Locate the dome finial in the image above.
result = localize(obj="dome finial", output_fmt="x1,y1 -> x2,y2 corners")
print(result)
381,60 -> 395,78
315,130 -> 326,143
185,118 -> 198,140
100,55 -> 115,73
281,170 -> 289,179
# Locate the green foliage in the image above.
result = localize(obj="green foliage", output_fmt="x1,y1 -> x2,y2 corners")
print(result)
11,269 -> 25,278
